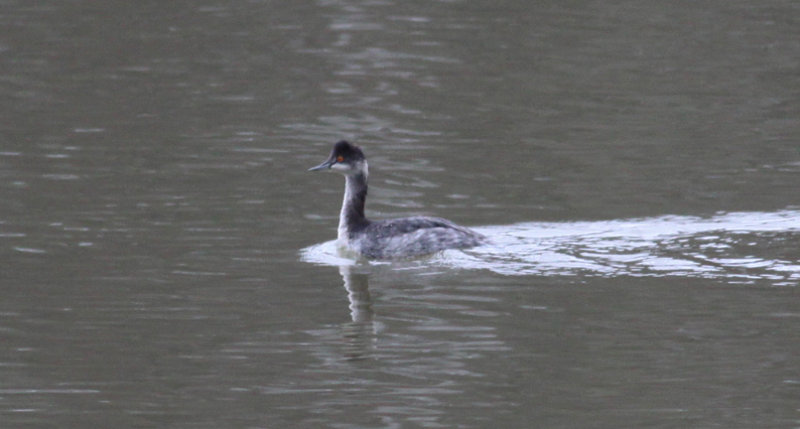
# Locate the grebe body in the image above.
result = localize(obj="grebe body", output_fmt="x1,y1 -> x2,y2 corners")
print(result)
309,140 -> 485,259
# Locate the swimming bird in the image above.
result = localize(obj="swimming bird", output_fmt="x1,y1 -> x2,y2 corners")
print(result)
309,140 -> 485,259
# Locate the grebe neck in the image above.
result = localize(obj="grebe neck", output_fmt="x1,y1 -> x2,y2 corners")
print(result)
338,171 -> 369,242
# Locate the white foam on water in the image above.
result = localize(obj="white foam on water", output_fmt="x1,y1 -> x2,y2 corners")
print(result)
301,209 -> 800,283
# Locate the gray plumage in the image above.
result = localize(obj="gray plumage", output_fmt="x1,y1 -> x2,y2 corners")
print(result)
309,140 -> 485,260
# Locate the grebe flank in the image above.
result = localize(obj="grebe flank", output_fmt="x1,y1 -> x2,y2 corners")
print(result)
309,140 -> 485,259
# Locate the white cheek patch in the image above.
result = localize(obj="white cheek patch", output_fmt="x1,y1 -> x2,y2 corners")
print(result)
330,163 -> 350,171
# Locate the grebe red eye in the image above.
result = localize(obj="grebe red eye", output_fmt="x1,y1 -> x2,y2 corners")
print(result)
336,156 -> 344,162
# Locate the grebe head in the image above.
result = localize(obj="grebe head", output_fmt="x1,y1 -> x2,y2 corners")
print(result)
308,140 -> 367,176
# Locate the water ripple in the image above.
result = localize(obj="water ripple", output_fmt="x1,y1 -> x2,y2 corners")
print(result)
302,209 -> 800,284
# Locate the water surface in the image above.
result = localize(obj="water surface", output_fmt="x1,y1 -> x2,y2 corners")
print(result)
1,1 -> 799,428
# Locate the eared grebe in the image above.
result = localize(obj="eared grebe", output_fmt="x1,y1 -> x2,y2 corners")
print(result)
309,140 -> 486,259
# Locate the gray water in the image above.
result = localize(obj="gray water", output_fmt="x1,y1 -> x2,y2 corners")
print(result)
2,1 -> 799,428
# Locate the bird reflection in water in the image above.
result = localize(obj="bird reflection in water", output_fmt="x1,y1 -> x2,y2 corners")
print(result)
338,265 -> 377,361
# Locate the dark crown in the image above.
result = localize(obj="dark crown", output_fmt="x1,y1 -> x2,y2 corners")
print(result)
332,140 -> 365,162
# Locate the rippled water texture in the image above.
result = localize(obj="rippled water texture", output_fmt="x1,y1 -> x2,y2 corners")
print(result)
304,209 -> 800,284
2,1 -> 800,428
